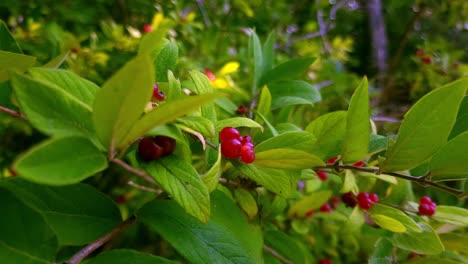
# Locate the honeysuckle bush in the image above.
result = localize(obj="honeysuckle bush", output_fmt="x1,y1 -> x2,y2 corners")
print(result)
1,18 -> 468,264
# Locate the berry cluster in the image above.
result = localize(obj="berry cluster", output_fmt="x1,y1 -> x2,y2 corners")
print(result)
152,83 -> 165,101
219,127 -> 255,164
341,192 -> 358,208
418,196 -> 436,216
317,258 -> 332,264
357,192 -> 379,210
138,136 -> 176,161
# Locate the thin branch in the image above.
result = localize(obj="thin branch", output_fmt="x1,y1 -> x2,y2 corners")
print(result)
315,164 -> 466,199
196,0 -> 211,27
127,181 -> 162,194
112,158 -> 159,187
68,215 -> 137,264
0,105 -> 26,119
371,116 -> 401,123
263,244 -> 294,264
205,140 -> 218,150
218,177 -> 240,187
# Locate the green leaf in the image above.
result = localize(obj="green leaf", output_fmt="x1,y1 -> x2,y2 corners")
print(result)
432,205 -> 468,226
236,162 -> 294,197
262,31 -> 275,75
86,249 -> 177,264
249,31 -> 263,92
391,222 -> 444,255
167,70 -> 184,100
42,52 -> 69,68
0,20 -> 22,53
449,95 -> 468,139
29,67 -> 99,107
268,80 -> 321,109
369,238 -> 394,264
403,257 -> 463,264
371,214 -> 406,233
0,51 -> 36,82
138,22 -> 172,56
255,149 -> 324,169
430,131 -> 468,181
369,134 -> 388,155
340,169 -> 358,193
0,178 -> 121,245
234,189 -> 258,219
0,188 -> 57,264
202,147 -> 222,191
384,78 -> 468,171
341,206 -> 365,234
342,76 -> 370,163
93,55 -> 154,151
188,70 -> 217,121
369,204 -> 422,233
177,116 -> 215,138
155,42 -> 178,82
139,190 -> 263,264
215,117 -> 263,132
255,131 -> 317,153
141,156 -> 210,222
288,190 -> 333,217
264,230 -> 311,264
305,111 -> 347,159
13,137 -> 108,185
260,57 -> 315,86
12,73 -> 95,138
255,86 -> 272,124
119,93 -> 221,152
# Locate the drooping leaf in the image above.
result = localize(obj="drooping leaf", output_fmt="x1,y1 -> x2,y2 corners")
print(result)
141,156 -> 210,222
0,178 -> 121,245
0,50 -> 36,82
260,57 -> 315,86
305,111 -> 347,159
449,95 -> 468,139
0,20 -> 22,53
342,77 -> 369,163
255,149 -> 324,169
177,116 -> 215,138
86,249 -> 177,264
234,189 -> 258,219
430,131 -> 468,181
29,67 -> 99,107
391,222 -> 444,255
138,191 -> 263,264
383,78 -> 468,171
268,80 -> 321,109
369,204 -> 421,233
0,188 -> 57,264
255,131 -> 317,153
93,55 -> 154,152
371,214 -> 406,233
154,42 -> 178,82
215,117 -> 263,132
236,162 -> 294,197
12,73 -> 97,139
288,190 -> 333,217
13,137 -> 108,185
432,205 -> 468,226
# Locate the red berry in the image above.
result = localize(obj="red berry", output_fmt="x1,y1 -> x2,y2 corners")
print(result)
419,196 -> 432,205
357,192 -> 373,210
242,142 -> 255,150
143,24 -> 152,33
419,203 -> 435,216
317,258 -> 332,264
422,56 -> 432,64
341,192 -> 357,207
452,62 -> 460,69
221,139 -> 242,159
241,135 -> 252,144
204,69 -> 216,81
316,170 -> 328,181
353,160 -> 365,167
319,203 -> 332,213
416,49 -> 424,57
152,83 -> 165,101
331,197 -> 340,208
114,195 -> 127,204
236,105 -> 249,115
219,127 -> 240,142
305,210 -> 315,218
138,137 -> 163,161
369,193 -> 379,203
240,147 -> 255,164
154,136 -> 176,156
327,156 -> 338,164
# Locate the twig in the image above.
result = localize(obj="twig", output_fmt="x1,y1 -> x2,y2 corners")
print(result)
112,158 -> 159,187
218,177 -> 240,187
263,244 -> 293,264
0,105 -> 26,119
67,215 -> 137,264
196,0 -> 211,27
371,116 -> 401,123
315,164 -> 466,199
205,140 -> 218,150
127,181 -> 162,194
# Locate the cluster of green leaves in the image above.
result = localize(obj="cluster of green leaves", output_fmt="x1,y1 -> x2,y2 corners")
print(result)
1,12 -> 468,264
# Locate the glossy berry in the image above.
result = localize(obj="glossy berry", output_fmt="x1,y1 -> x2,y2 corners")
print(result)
422,56 -> 432,64
152,84 -> 165,101
236,105 -> 249,115
154,136 -> 176,156
221,138 -> 242,159
138,137 -> 163,161
341,192 -> 357,207
353,160 -> 365,167
241,147 -> 255,164
317,258 -> 332,264
418,196 -> 436,216
305,210 -> 315,218
415,49 -> 424,57
357,192 -> 378,210
142,24 -> 152,33
316,170 -> 328,181
219,127 -> 241,142
241,135 -> 252,144
327,156 -> 338,164
331,197 -> 340,208
369,193 -> 379,203
319,203 -> 332,213
204,69 -> 216,81
419,196 -> 432,204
